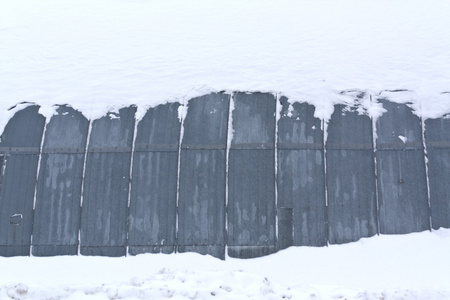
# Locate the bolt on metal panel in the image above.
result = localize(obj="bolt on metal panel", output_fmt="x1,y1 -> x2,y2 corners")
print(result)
326,104 -> 377,244
277,98 -> 326,247
0,105 -> 45,256
376,100 -> 429,234
32,106 -> 89,256
128,102 -> 180,255
178,93 -> 229,260
228,92 -> 277,258
425,118 -> 450,229
80,106 -> 136,256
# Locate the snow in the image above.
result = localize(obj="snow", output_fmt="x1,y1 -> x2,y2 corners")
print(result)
2,0 -> 450,133
1,229 -> 450,299
2,0 -> 450,298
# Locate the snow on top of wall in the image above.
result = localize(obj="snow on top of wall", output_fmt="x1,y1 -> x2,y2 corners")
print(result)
1,0 -> 450,132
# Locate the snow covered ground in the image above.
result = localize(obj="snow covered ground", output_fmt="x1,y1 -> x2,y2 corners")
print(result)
1,229 -> 450,299
2,0 -> 450,298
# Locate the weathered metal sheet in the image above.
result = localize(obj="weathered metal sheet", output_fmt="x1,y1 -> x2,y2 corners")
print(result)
80,106 -> 136,256
32,106 -> 89,256
128,102 -> 180,255
326,104 -> 377,244
228,92 -> 276,258
0,105 -> 45,256
425,118 -> 450,229
376,100 -> 429,234
276,207 -> 293,250
277,98 -> 326,247
178,93 -> 229,259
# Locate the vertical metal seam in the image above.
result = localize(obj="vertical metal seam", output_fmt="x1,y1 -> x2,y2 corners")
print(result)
78,120 -> 93,255
371,95 -> 381,235
322,117 -> 329,246
175,99 -> 187,253
125,109 -> 138,256
30,116 -> 47,256
274,93 -> 280,247
421,117 -> 432,231
224,92 -> 234,258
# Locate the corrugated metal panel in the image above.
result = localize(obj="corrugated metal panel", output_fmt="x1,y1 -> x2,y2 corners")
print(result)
32,106 -> 88,256
178,93 -> 229,259
425,118 -> 450,229
0,95 -> 444,258
128,102 -> 180,255
376,100 -> 429,234
326,104 -> 377,244
80,106 -> 136,256
0,105 -> 45,256
276,207 -> 293,250
228,92 -> 277,258
277,98 -> 326,247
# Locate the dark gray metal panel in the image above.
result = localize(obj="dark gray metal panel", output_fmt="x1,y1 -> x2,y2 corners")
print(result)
0,105 -> 44,149
277,98 -> 323,148
178,93 -> 229,260
277,207 -> 293,250
277,98 -> 326,246
0,105 -> 45,256
326,104 -> 377,244
376,100 -> 429,234
181,93 -> 230,148
178,149 -> 226,259
425,118 -> 450,229
228,92 -> 276,258
178,150 -> 227,259
32,106 -> 89,256
128,102 -> 180,255
326,105 -> 374,149
177,245 -> 225,259
376,100 -> 424,149
80,106 -> 136,257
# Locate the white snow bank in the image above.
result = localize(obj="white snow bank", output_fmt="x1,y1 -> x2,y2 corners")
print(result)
1,0 -> 450,132
1,229 -> 450,299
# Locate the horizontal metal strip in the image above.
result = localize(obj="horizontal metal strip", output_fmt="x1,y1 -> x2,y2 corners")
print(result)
227,245 -> 277,248
42,147 -> 86,154
0,147 -> 40,154
79,245 -> 127,248
376,148 -> 424,152
230,143 -> 275,150
87,147 -> 132,153
426,141 -> 450,149
31,244 -> 78,246
181,144 -> 226,150
134,149 -> 179,152
134,143 -> 179,150
278,143 -> 323,150
376,142 -> 423,150
177,244 -> 226,247
128,244 -> 177,247
326,143 -> 373,150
